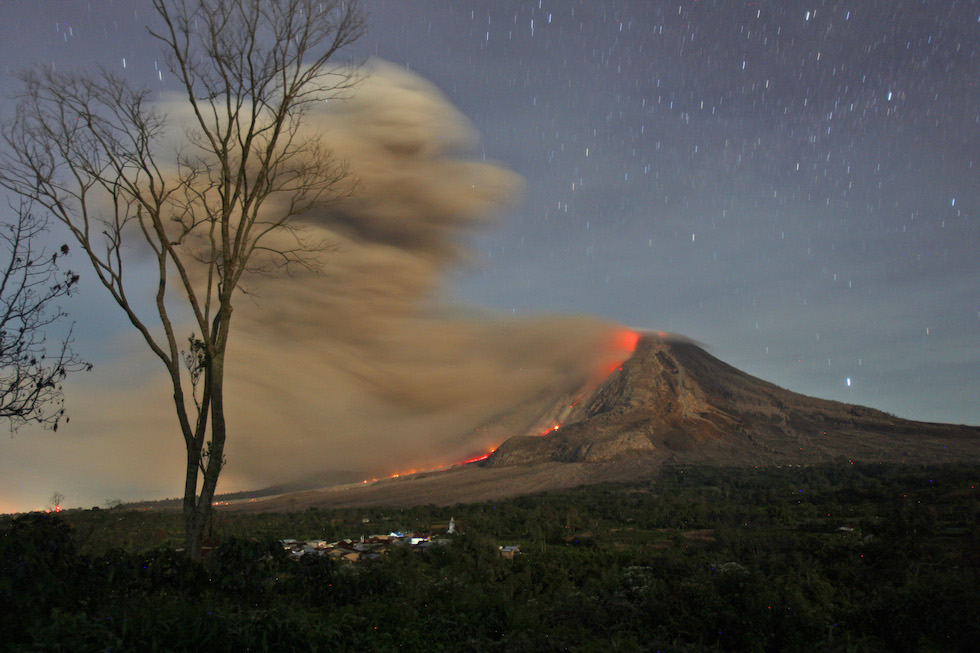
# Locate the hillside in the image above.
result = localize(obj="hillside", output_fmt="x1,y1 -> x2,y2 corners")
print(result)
227,333 -> 980,511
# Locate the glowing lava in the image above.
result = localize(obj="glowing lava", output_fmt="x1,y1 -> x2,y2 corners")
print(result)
538,423 -> 562,436
613,329 -> 641,353
596,328 -> 640,379
359,328 -> 642,486
458,451 -> 493,464
361,450 -> 495,484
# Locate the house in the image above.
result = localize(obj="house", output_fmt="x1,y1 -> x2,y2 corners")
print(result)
276,520 -> 471,564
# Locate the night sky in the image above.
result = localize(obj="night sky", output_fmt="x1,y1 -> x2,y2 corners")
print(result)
1,1 -> 978,511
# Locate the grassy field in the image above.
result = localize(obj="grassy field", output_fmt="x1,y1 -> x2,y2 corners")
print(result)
3,462 -> 978,651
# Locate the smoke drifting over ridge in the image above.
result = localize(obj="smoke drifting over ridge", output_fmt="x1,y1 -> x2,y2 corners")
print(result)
10,59 -> 631,506
221,60 -> 630,488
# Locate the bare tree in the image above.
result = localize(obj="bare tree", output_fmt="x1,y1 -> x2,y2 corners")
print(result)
49,491 -> 65,512
0,201 -> 89,431
0,0 -> 365,558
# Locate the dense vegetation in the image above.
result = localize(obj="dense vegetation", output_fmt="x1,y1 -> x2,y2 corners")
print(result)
3,462 -> 978,651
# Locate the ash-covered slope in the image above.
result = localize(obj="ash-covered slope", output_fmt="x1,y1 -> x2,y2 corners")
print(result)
227,333 -> 979,512
484,334 -> 980,468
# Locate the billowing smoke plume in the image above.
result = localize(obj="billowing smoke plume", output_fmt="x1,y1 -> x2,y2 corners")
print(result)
2,61 -> 631,508
220,60 -> 629,487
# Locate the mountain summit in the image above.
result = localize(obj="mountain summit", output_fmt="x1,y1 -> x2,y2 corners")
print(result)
486,333 -> 980,468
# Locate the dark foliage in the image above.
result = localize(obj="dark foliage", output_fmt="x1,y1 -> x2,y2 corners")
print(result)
1,462 -> 978,650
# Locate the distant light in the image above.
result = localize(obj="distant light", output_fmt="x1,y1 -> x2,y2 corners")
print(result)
846,377 -> 852,387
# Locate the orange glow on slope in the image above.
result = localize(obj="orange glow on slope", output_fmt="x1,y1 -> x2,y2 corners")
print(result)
356,329 -> 643,486
538,423 -> 561,436
360,449 -> 496,484
613,329 -> 641,353
597,328 -> 640,378
458,451 -> 493,464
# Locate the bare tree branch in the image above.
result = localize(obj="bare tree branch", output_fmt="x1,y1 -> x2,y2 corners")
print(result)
0,201 -> 90,431
0,0 -> 365,558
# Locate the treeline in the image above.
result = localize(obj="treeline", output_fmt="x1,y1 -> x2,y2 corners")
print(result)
2,462 -> 978,650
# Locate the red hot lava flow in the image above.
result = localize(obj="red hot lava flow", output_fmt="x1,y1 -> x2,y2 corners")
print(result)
597,328 -> 640,378
467,328 -> 640,453
362,328 -> 641,484
458,452 -> 493,464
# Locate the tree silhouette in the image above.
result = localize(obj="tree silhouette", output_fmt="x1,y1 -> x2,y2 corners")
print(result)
48,491 -> 65,512
0,0 -> 365,557
0,201 -> 89,431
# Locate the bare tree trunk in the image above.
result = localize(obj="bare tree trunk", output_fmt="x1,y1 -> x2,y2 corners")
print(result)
0,0 -> 366,559
183,302 -> 231,559
182,446 -> 202,557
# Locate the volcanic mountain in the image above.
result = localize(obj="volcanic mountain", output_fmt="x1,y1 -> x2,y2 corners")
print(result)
227,333 -> 980,511
485,333 -> 980,466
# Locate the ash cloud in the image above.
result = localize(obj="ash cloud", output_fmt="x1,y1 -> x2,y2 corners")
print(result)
221,60 -> 626,487
3,61 -> 629,509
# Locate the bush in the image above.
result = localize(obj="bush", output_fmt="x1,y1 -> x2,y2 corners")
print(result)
0,513 -> 80,645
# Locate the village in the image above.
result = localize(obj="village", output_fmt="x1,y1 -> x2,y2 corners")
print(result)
277,518 -> 520,563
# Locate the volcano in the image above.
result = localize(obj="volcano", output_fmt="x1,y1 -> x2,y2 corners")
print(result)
227,333 -> 980,511
485,333 -> 980,467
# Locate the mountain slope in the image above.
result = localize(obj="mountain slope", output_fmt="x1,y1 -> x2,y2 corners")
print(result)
486,334 -> 980,467
227,333 -> 980,511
